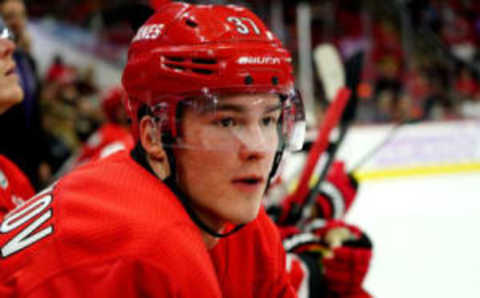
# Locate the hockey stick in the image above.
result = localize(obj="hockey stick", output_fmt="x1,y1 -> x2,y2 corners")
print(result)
297,50 -> 364,227
279,88 -> 350,224
314,44 -> 346,104
278,44 -> 350,225
297,51 -> 364,226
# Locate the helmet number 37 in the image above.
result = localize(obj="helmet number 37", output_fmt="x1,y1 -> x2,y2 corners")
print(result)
227,17 -> 261,35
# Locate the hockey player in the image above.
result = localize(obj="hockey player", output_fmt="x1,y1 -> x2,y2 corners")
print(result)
52,86 -> 134,180
0,15 -> 34,217
75,85 -> 133,165
0,2 -> 305,297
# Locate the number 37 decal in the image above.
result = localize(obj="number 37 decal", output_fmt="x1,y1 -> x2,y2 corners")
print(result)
227,16 -> 262,35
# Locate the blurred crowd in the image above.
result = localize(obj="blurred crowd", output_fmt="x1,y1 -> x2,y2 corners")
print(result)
24,0 -> 480,123
282,0 -> 480,124
0,0 -> 130,191
3,0 -> 480,191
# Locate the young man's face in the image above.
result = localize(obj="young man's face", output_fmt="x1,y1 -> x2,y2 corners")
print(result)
174,93 -> 281,227
0,37 -> 22,114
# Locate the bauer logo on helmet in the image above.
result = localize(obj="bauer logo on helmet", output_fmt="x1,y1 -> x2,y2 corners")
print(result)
237,56 -> 281,65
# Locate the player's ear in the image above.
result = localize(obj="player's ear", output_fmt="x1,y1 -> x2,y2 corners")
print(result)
139,116 -> 170,179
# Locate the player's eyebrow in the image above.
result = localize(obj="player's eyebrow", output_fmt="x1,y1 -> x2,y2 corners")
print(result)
264,103 -> 282,114
210,103 -> 247,113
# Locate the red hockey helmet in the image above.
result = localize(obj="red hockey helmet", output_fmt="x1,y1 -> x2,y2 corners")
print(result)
101,85 -> 126,123
122,2 -> 305,151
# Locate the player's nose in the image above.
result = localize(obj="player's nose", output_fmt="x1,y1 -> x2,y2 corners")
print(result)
238,125 -> 270,161
0,38 -> 14,58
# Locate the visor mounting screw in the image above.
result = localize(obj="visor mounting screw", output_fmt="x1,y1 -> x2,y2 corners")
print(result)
272,76 -> 279,85
244,75 -> 254,85
185,19 -> 198,28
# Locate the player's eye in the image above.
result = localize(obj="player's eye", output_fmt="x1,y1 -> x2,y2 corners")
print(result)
261,115 -> 278,127
215,117 -> 237,128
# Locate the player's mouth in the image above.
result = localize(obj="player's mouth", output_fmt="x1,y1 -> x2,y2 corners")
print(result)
231,175 -> 265,193
5,64 -> 16,76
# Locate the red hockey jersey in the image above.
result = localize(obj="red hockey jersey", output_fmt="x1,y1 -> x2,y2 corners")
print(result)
0,152 -> 295,298
210,210 -> 296,298
75,123 -> 132,166
0,155 -> 35,217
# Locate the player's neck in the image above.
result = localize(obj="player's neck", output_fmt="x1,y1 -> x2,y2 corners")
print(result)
202,232 -> 220,249
191,207 -> 225,249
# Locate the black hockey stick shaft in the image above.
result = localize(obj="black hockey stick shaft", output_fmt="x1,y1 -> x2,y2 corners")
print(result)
299,51 -> 364,226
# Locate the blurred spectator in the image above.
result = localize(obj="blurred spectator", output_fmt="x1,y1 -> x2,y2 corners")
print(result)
406,65 -> 431,103
7,0 -> 480,128
374,89 -> 395,123
393,91 -> 414,122
49,85 -> 133,181
442,14 -> 476,62
46,54 -> 71,83
40,52 -> 104,185
0,14 -> 35,217
454,66 -> 478,100
40,62 -> 79,177
372,19 -> 404,93
0,0 -> 48,190
76,65 -> 98,96
73,85 -> 132,167
73,94 -> 102,145
422,76 -> 458,121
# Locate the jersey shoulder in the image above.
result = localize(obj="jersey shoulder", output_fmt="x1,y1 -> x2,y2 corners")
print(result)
0,155 -> 35,216
0,152 -> 210,296
53,151 -> 198,253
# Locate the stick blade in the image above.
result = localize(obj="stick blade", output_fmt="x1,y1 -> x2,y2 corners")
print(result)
313,44 -> 346,102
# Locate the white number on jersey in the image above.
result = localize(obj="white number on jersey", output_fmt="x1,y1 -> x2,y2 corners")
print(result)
0,186 -> 55,258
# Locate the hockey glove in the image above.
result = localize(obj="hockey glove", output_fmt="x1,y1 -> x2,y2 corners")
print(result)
276,160 -> 359,226
313,161 -> 358,220
310,220 -> 373,297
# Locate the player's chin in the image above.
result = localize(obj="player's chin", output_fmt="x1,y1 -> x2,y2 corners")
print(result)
227,196 -> 263,225
0,87 -> 23,114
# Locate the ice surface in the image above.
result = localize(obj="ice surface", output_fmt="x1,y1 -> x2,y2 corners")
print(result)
346,172 -> 480,298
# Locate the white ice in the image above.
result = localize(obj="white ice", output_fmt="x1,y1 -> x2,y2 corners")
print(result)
346,172 -> 480,298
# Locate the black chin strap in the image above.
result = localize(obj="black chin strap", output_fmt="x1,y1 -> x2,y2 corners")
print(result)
265,117 -> 287,190
266,149 -> 284,190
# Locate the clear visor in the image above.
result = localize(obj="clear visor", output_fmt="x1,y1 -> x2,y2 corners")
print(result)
148,88 -> 305,153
